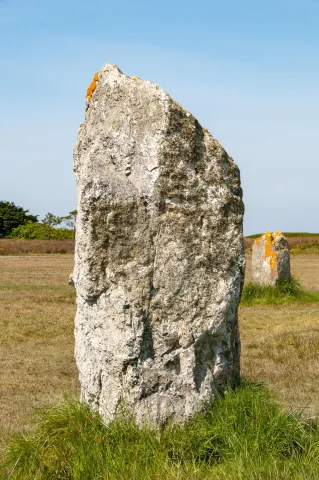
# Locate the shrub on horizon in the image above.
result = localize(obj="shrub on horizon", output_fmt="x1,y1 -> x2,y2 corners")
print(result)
0,201 -> 38,237
11,222 -> 75,240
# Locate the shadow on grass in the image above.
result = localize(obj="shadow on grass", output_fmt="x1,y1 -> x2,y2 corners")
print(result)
2,381 -> 319,479
241,277 -> 319,306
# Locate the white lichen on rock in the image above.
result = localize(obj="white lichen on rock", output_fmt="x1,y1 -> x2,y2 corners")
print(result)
252,232 -> 290,286
73,63 -> 245,424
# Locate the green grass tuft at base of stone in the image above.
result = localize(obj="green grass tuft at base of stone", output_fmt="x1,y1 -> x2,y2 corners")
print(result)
241,276 -> 319,306
2,382 -> 319,479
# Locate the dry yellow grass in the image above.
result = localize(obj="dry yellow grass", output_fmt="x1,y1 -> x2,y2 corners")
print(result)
240,303 -> 319,418
0,254 -> 319,448
0,239 -> 75,255
242,255 -> 319,417
0,255 -> 78,447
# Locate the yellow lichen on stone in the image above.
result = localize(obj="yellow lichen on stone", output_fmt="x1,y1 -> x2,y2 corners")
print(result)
131,77 -> 138,81
86,72 -> 99,101
264,231 -> 277,271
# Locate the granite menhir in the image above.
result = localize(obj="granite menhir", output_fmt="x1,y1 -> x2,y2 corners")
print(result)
72,64 -> 245,424
252,232 -> 290,285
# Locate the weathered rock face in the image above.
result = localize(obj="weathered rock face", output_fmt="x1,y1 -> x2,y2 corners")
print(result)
73,63 -> 245,424
252,232 -> 290,285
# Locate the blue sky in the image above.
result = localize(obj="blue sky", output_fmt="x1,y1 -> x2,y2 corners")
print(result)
0,0 -> 318,234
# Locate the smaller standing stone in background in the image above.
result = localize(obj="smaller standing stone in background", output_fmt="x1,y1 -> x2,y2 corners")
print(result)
252,232 -> 290,285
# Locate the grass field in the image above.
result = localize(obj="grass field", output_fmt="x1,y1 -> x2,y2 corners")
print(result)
0,256 -> 78,447
1,235 -> 318,256
242,255 -> 319,415
0,255 -> 319,479
0,239 -> 75,255
244,235 -> 319,254
1,254 -> 319,450
247,232 -> 319,238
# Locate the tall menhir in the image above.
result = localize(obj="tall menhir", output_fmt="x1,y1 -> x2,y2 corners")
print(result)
72,64 -> 245,424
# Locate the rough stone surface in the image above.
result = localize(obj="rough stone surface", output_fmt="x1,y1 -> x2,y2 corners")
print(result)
73,63 -> 245,424
252,232 -> 290,286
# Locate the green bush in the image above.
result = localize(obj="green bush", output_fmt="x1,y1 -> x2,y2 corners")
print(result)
2,382 -> 319,479
11,222 -> 75,240
0,201 -> 38,237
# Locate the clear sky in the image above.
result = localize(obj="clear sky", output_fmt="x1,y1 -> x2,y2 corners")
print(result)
0,0 -> 318,234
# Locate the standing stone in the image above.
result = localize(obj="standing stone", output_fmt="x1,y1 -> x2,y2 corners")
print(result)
252,232 -> 290,285
73,63 -> 245,424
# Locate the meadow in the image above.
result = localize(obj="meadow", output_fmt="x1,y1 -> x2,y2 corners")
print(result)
0,239 -> 75,255
1,233 -> 318,256
1,252 -> 319,478
244,234 -> 319,255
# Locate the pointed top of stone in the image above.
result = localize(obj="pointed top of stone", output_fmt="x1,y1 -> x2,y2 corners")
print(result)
100,63 -> 123,78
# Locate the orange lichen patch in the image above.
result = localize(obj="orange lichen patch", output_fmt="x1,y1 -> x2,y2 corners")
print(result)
86,72 -> 99,101
264,231 -> 277,271
131,76 -> 138,81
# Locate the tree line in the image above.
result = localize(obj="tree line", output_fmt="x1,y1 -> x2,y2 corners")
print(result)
0,201 -> 77,240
